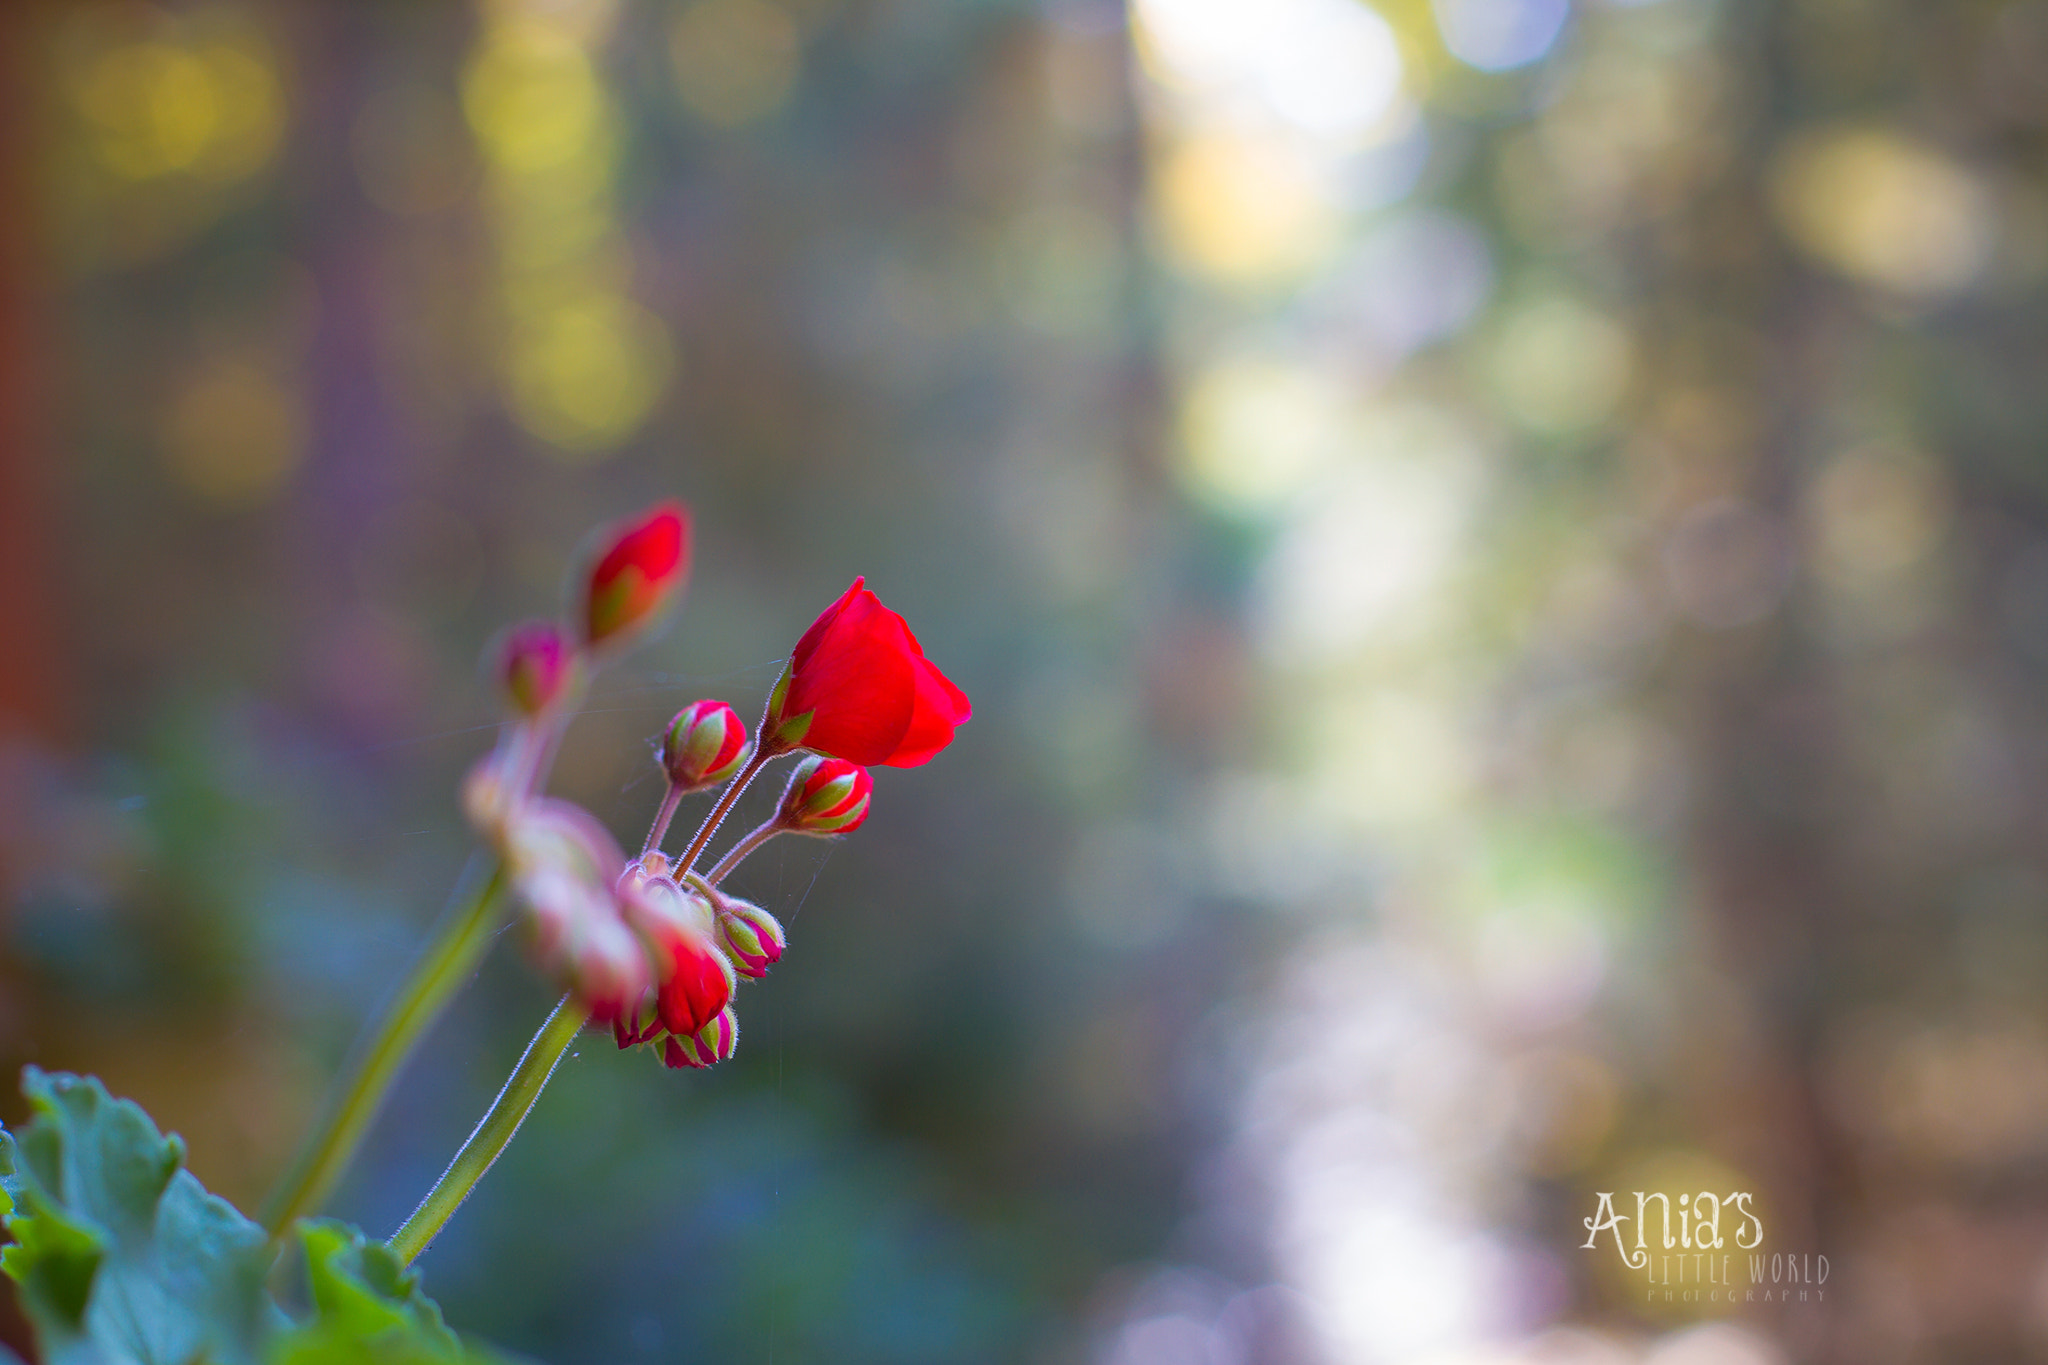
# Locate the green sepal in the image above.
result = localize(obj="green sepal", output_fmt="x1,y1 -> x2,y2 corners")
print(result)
772,709 -> 813,750
584,572 -> 640,646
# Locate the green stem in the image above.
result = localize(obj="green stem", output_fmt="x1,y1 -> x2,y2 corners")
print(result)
261,856 -> 509,1237
641,782 -> 684,858
388,994 -> 587,1265
673,748 -> 775,880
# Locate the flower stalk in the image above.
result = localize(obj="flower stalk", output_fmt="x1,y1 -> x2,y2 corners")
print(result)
261,856 -> 509,1238
388,994 -> 588,1265
672,747 -> 775,879
640,783 -> 683,858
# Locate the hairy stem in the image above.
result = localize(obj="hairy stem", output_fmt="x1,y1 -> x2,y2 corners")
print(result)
261,856 -> 508,1238
673,748 -> 775,879
640,782 -> 683,859
388,994 -> 587,1265
702,819 -> 782,884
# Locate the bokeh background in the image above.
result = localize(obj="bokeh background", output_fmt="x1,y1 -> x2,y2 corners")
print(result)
1,0 -> 2046,1360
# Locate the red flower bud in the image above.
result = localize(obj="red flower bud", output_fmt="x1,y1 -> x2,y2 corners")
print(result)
661,1006 -> 739,1069
582,501 -> 691,648
655,935 -> 736,1037
497,619 -> 575,717
619,875 -> 735,1036
762,578 -> 970,767
776,756 -> 872,835
714,897 -> 785,978
662,699 -> 751,792
612,994 -> 663,1050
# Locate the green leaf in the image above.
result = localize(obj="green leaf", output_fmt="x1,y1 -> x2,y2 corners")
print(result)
0,1066 -> 282,1365
267,1219 -> 481,1365
0,1071 -> 515,1365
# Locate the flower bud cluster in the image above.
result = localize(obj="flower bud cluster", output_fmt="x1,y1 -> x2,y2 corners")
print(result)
606,866 -> 789,1068
466,503 -> 692,831
462,502 -> 697,1027
487,502 -> 690,725
613,859 -> 736,1047
457,498 -> 971,1075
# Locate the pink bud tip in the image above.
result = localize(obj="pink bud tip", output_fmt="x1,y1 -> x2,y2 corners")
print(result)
497,619 -> 575,717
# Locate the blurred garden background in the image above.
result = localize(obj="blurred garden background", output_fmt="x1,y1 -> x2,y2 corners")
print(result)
2,0 -> 2047,1361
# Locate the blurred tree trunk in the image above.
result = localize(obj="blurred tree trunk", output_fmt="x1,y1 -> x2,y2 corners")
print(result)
0,4 -> 55,1358
0,4 -> 63,750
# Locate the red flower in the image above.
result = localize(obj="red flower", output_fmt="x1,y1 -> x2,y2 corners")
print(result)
763,578 -> 971,767
583,501 -> 691,648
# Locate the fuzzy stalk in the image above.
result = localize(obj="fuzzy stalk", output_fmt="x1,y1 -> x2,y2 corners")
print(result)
388,994 -> 586,1264
672,747 -> 775,879
640,782 -> 684,858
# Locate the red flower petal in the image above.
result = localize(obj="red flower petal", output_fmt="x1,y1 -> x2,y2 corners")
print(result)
884,656 -> 974,768
789,576 -> 864,673
781,592 -> 918,764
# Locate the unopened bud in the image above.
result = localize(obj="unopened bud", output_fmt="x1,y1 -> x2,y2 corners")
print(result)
513,867 -> 597,965
619,876 -> 735,1038
514,867 -> 650,1024
661,1007 -> 739,1069
662,699 -> 751,792
715,898 -> 785,979
617,867 -> 714,959
612,995 -> 662,1050
776,756 -> 872,835
497,620 -> 575,718
582,501 -> 691,649
656,935 -> 736,1038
